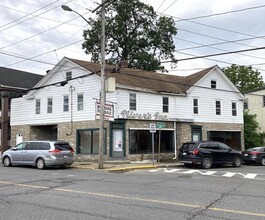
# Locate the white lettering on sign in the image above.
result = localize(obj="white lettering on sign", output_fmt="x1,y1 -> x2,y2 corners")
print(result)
119,110 -> 168,120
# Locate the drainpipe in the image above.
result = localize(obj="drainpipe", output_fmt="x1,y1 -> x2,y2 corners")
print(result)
173,121 -> 177,160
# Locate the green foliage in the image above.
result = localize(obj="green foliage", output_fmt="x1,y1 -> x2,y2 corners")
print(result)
82,0 -> 177,72
244,111 -> 265,149
223,64 -> 264,92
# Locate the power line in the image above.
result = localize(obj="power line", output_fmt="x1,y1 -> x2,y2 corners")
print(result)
174,3 -> 265,22
162,46 -> 265,64
0,0 -> 74,32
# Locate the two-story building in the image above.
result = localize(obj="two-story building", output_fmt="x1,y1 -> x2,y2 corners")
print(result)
244,87 -> 265,133
0,67 -> 43,154
10,57 -> 245,161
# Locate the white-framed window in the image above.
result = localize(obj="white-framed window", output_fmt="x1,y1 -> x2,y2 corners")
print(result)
163,97 -> 169,113
232,102 -> 237,116
77,94 -> 84,111
244,100 -> 248,110
63,95 -> 69,112
66,71 -> 72,81
193,98 -> 199,114
211,80 -> 217,89
216,100 -> 221,115
35,99 -> 40,114
47,97 -> 53,113
129,93 -> 136,111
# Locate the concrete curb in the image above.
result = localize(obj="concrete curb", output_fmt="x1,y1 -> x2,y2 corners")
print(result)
107,164 -> 158,171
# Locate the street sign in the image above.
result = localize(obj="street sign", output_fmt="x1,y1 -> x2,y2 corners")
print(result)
156,122 -> 165,129
95,102 -> 114,120
150,123 -> 156,133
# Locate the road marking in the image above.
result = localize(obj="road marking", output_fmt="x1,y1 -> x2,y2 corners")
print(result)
0,180 -> 265,217
148,168 -> 263,180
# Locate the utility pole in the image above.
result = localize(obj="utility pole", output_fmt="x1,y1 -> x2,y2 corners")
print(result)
98,0 -> 106,169
62,0 -> 109,169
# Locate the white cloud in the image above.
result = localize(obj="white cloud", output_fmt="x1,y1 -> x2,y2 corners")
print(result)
0,0 -> 265,78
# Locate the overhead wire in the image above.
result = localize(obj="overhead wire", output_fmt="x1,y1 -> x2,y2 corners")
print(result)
1,0 -> 265,75
0,0 -> 74,32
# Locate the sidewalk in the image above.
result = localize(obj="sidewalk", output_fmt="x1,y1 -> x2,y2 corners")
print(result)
71,160 -> 181,171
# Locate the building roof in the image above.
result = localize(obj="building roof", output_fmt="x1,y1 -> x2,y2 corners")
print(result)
0,66 -> 43,90
68,58 -> 216,94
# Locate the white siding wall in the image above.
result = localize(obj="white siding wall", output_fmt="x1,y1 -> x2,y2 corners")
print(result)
11,63 -> 102,126
11,63 -> 244,126
114,90 -> 175,118
183,71 -> 244,123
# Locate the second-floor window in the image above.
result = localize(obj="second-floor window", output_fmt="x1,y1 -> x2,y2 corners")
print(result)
244,100 -> 248,110
47,98 -> 53,113
66,71 -> 72,81
216,100 -> 221,115
129,93 -> 136,111
193,98 -> 198,114
211,80 -> 217,89
35,99 -> 40,114
63,95 -> 69,112
77,94 -> 83,111
232,102 -> 237,116
163,97 -> 169,113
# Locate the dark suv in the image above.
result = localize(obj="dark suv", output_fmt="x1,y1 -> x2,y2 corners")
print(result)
178,141 -> 243,169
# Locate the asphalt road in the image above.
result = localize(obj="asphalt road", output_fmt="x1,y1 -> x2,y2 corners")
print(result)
0,164 -> 264,220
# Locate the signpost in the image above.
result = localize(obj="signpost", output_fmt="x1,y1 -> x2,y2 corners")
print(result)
156,122 -> 166,164
150,123 -> 156,166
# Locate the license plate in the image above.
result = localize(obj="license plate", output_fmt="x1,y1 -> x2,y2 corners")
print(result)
63,155 -> 68,158
244,153 -> 248,156
183,152 -> 186,155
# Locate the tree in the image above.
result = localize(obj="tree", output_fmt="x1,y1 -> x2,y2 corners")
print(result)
82,0 -> 177,72
223,64 -> 264,92
244,111 -> 265,149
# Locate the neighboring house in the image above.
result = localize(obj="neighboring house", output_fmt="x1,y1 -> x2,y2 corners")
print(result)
0,67 -> 43,154
244,87 -> 265,133
10,57 -> 245,161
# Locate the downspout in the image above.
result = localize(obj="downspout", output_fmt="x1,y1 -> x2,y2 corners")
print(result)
173,121 -> 177,160
66,86 -> 74,136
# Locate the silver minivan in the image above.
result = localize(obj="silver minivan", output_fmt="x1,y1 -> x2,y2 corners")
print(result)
2,140 -> 75,169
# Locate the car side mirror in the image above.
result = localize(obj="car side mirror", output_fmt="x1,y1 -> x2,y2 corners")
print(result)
11,147 -> 17,151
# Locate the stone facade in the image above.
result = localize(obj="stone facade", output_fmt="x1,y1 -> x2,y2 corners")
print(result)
11,119 -> 244,162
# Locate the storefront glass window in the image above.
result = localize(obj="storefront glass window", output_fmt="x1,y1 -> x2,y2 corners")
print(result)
77,129 -> 106,154
129,130 -> 173,154
209,131 -> 241,150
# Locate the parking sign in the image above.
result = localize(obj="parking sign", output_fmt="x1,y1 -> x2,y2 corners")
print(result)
150,123 -> 156,133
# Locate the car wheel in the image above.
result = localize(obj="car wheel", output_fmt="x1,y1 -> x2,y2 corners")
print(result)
3,156 -> 12,167
260,157 -> 265,166
201,157 -> 212,169
233,156 -> 242,167
36,158 -> 45,169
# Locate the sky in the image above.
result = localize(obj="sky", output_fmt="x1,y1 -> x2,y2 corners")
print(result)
1,0 -> 265,78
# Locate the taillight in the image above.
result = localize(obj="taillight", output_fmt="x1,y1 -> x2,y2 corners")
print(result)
249,152 -> 261,155
70,149 -> 74,153
49,149 -> 61,154
193,150 -> 199,155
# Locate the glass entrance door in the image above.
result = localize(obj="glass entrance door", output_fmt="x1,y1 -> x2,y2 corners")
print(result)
112,129 -> 124,158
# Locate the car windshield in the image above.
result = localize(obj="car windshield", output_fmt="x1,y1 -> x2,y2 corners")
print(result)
54,143 -> 73,151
